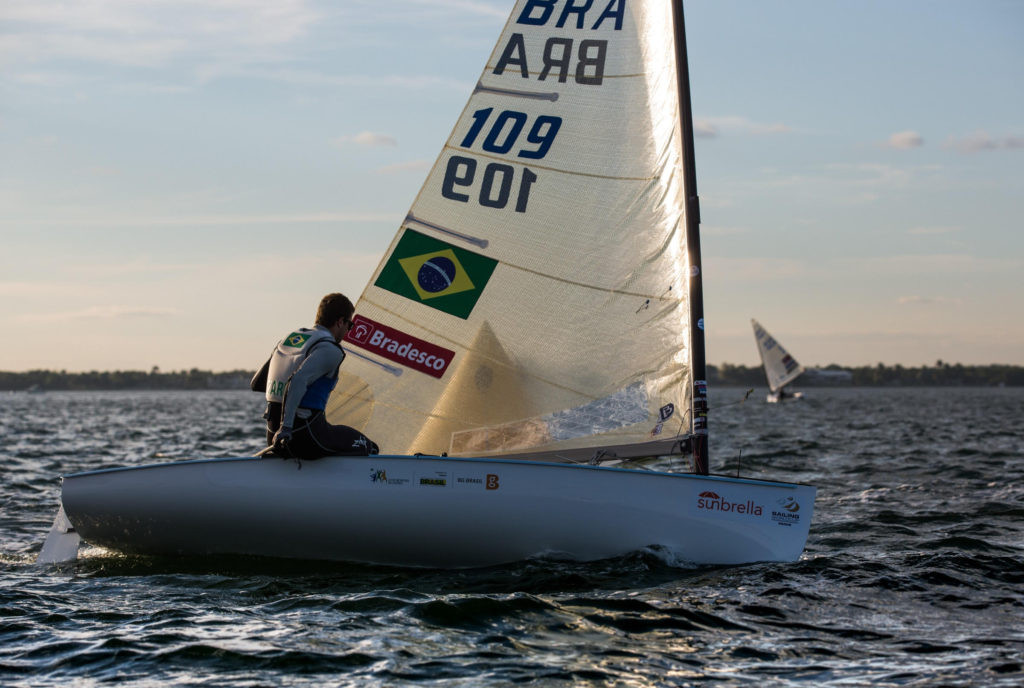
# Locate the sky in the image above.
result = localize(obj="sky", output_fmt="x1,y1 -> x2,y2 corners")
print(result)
2,0 -> 1022,372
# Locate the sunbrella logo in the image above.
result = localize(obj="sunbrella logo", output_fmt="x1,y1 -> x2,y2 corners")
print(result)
374,229 -> 497,319
696,490 -> 763,516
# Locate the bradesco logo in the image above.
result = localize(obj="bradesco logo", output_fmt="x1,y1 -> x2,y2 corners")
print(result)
345,315 -> 455,378
696,490 -> 763,517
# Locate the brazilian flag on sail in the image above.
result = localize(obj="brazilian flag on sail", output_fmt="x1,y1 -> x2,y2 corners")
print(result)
374,229 -> 497,319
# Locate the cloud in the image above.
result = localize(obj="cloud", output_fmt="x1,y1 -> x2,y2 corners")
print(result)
22,305 -> 180,323
334,132 -> 397,148
1,0 -> 319,70
908,226 -> 959,236
17,211 -> 398,228
896,295 -> 963,306
693,119 -> 718,138
698,116 -> 792,137
702,224 -> 747,236
868,253 -> 1021,275
945,130 -> 1024,154
885,130 -> 924,150
406,0 -> 508,19
0,281 -> 67,297
704,256 -> 814,281
821,162 -> 914,188
375,160 -> 432,175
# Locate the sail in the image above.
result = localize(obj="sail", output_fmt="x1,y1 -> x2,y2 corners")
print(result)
327,1 -> 695,457
751,319 -> 805,392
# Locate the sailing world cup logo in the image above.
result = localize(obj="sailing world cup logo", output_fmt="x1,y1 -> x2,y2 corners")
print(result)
771,496 -> 801,525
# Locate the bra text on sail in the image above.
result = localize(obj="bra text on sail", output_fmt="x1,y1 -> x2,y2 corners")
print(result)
490,1 -> 626,86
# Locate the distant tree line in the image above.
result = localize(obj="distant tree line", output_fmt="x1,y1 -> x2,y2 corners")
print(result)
1,361 -> 1022,391
0,367 -> 253,391
709,362 -> 1024,387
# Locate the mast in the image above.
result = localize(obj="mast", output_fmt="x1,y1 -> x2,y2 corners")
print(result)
671,0 -> 709,475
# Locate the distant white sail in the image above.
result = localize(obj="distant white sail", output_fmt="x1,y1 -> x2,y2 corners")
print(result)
328,1 -> 694,457
751,319 -> 805,393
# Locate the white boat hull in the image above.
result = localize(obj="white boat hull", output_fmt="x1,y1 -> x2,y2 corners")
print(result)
56,455 -> 816,568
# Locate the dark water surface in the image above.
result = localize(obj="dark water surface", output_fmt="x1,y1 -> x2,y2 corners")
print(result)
2,388 -> 1022,686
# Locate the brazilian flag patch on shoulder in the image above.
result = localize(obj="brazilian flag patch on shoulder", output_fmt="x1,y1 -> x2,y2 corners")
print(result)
374,229 -> 497,319
284,332 -> 311,348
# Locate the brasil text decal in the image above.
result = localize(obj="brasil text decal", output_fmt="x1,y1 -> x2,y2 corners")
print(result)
374,229 -> 497,319
345,315 -> 455,379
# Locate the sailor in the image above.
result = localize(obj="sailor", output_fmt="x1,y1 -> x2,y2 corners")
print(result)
259,292 -> 379,458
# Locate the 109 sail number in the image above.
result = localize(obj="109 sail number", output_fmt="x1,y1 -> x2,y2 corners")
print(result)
442,157 -> 537,214
440,108 -> 561,214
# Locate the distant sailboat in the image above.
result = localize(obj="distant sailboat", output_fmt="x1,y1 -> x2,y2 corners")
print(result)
751,319 -> 805,403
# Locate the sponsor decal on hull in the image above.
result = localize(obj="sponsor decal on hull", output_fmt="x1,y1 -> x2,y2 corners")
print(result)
345,315 -> 455,379
771,496 -> 802,526
694,490 -> 764,518
417,471 -> 449,487
369,468 -> 410,486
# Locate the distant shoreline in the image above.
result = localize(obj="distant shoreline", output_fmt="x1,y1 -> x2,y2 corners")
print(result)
2,363 -> 1022,391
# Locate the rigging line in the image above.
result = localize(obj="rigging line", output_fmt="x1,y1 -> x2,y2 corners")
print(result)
708,388 -> 755,411
443,144 -> 655,183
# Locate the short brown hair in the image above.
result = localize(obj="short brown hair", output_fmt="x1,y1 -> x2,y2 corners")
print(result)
315,293 -> 354,327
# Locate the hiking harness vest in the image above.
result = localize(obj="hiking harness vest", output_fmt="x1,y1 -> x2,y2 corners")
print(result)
265,327 -> 343,410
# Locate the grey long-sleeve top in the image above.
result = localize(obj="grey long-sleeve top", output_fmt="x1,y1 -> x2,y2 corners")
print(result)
280,325 -> 343,430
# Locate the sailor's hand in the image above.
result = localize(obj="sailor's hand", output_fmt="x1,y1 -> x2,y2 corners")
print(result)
272,426 -> 293,450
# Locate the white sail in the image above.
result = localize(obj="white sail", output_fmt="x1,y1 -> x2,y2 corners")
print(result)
328,1 -> 694,457
751,319 -> 805,393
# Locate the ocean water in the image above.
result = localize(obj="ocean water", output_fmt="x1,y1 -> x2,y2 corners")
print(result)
1,387 -> 1022,687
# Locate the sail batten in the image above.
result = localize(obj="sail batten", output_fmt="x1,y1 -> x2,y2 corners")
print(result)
438,148 -> 659,183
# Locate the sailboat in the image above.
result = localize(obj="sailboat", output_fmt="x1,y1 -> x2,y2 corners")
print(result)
39,1 -> 816,569
752,319 -> 805,403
